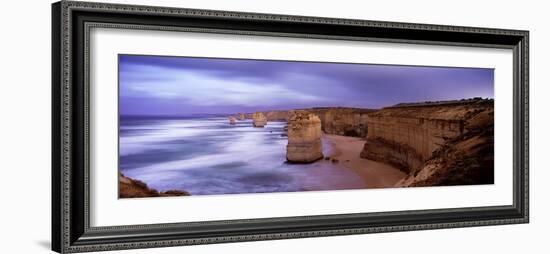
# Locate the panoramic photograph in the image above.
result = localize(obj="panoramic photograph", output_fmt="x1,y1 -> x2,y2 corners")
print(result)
118,54 -> 495,198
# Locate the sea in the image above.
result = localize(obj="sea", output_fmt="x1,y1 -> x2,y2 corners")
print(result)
119,116 -> 365,196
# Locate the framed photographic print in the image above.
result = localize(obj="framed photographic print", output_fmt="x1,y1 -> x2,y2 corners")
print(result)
51,1 -> 529,253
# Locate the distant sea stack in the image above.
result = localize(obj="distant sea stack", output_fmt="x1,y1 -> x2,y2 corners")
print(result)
252,112 -> 267,127
237,113 -> 246,120
359,98 -> 494,186
286,111 -> 323,163
228,116 -> 236,125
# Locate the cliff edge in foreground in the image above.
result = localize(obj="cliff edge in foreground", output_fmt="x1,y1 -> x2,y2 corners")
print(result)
119,172 -> 190,198
395,107 -> 494,186
360,98 -> 494,186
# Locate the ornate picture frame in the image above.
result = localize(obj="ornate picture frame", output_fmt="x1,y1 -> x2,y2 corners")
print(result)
52,1 -> 529,253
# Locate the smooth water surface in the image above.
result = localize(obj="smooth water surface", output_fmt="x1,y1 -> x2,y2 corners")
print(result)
119,116 -> 365,196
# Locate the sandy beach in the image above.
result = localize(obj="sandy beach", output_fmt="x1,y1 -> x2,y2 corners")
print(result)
322,134 -> 406,188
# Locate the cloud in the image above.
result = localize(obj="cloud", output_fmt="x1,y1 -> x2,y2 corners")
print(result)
119,55 -> 495,114
120,64 -> 329,107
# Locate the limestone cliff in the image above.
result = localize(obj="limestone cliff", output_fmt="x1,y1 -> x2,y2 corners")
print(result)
360,98 -> 494,186
308,107 -> 373,137
286,111 -> 323,163
264,110 -> 292,121
395,110 -> 494,186
242,107 -> 374,137
119,173 -> 190,198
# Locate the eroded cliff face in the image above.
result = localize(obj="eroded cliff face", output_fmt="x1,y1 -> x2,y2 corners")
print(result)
242,107 -> 374,137
242,111 -> 289,121
264,110 -> 292,121
395,112 -> 494,186
360,99 -> 494,186
309,108 -> 373,137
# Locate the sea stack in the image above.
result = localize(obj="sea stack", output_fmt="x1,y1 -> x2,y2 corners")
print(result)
228,116 -> 236,125
252,112 -> 267,127
238,113 -> 246,120
286,111 -> 323,163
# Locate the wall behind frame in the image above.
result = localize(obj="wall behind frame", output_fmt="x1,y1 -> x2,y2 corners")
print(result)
0,0 -> 546,253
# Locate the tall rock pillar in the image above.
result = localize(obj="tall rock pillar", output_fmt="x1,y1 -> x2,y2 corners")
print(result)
252,112 -> 267,127
286,111 -> 323,163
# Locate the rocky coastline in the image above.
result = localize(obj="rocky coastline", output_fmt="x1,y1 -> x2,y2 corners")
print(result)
119,97 -> 494,198
231,98 -> 494,187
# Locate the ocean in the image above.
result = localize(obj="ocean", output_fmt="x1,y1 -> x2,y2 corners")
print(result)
119,116 -> 365,196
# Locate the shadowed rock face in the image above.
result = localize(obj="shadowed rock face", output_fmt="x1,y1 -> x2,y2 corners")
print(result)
360,138 -> 424,172
252,112 -> 267,127
286,111 -> 323,163
359,99 -> 494,186
395,106 -> 494,186
228,116 -> 236,125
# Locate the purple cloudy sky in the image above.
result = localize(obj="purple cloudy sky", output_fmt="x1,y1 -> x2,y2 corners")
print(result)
119,55 -> 494,116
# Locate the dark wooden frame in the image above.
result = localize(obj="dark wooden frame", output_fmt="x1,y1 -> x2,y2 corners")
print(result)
52,1 -> 529,253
